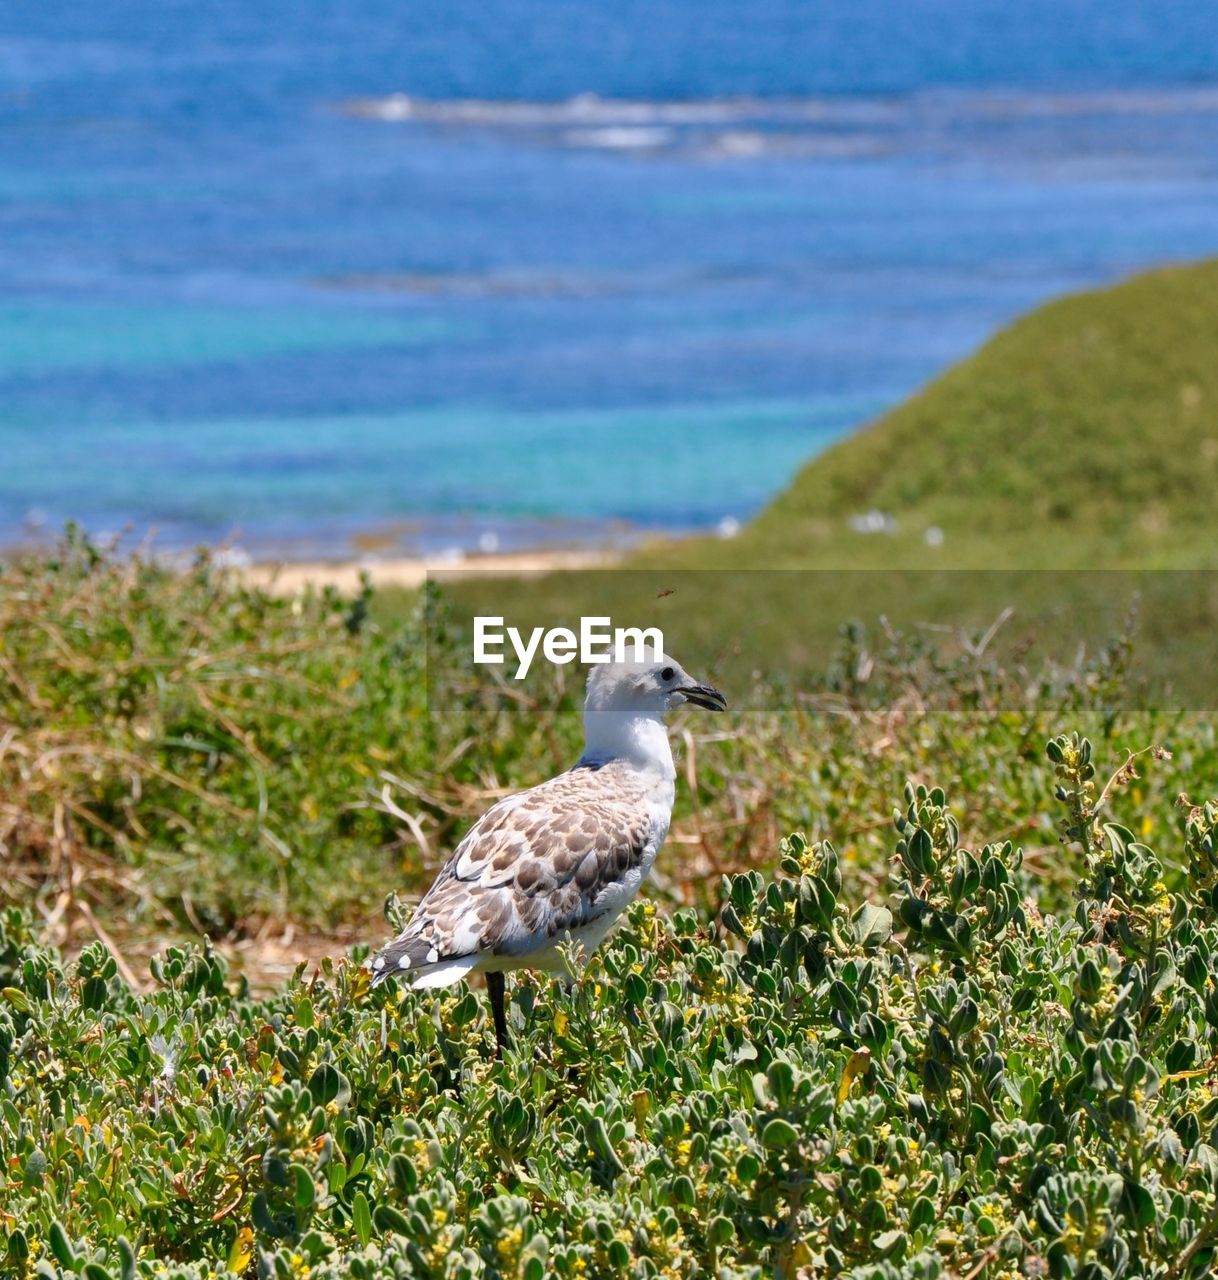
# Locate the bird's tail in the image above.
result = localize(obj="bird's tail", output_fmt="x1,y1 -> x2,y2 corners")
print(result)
367,933 -> 480,990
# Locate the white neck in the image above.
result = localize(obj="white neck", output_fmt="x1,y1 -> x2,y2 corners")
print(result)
580,708 -> 675,778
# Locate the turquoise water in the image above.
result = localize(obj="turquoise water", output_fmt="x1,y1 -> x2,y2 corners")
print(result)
0,304 -> 447,375
3,0 -> 1218,555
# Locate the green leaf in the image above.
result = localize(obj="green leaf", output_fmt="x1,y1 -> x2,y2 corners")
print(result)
388,1152 -> 417,1195
671,1174 -> 696,1206
252,1192 -> 279,1236
307,1063 -> 351,1108
874,1229 -> 905,1256
48,1222 -> 74,1269
292,1163 -> 316,1209
910,1196 -> 936,1231
23,1147 -> 46,1187
735,1152 -> 761,1183
909,828 -> 935,875
761,1117 -> 799,1149
451,990 -> 479,1025
1120,1179 -> 1156,1231
851,902 -> 893,949
707,1215 -> 733,1247
585,1114 -> 625,1176
1,988 -> 31,1015
721,904 -> 747,938
373,1203 -> 411,1234
116,1238 -> 136,1280
767,1059 -> 796,1106
352,1191 -> 372,1247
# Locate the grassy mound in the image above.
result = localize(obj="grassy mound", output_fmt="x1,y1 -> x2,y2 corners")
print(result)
449,263 -> 1218,700
5,736 -> 1218,1278
673,259 -> 1218,569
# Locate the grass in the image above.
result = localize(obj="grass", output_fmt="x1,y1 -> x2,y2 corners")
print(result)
5,535 -> 1218,965
0,534 -> 431,942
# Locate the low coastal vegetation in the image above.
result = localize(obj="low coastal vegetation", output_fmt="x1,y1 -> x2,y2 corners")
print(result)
6,731 -> 1218,1278
2,533 -> 1214,950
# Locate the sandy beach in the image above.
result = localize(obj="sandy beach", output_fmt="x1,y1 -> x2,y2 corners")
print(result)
242,546 -> 622,594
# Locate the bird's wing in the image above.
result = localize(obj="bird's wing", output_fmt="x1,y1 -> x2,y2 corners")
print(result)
369,763 -> 654,984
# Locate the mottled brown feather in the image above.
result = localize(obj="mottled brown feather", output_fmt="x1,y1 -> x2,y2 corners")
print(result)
370,760 -> 656,981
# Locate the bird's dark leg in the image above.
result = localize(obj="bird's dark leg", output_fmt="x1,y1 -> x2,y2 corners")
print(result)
487,971 -> 509,1058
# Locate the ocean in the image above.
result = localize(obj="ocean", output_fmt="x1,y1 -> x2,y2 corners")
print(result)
3,0 -> 1218,558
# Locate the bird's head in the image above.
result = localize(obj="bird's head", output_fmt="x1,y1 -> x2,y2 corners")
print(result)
584,655 -> 727,721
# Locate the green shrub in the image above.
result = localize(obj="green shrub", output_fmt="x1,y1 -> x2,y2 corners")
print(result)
4,733 -> 1218,1279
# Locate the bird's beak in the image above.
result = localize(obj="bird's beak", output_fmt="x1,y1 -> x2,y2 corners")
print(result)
679,682 -> 727,712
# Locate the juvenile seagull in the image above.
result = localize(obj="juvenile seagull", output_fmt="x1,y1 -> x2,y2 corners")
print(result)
368,656 -> 726,1054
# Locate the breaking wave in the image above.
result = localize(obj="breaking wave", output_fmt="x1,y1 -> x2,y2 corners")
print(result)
344,86 -> 1218,127
341,85 -> 1218,161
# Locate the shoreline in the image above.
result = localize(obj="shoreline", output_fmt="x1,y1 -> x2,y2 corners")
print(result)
3,516 -> 673,593
241,545 -> 626,594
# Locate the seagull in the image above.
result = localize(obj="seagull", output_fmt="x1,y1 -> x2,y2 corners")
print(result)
368,656 -> 727,1055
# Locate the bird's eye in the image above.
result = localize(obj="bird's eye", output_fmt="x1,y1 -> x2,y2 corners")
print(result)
661,666 -> 675,681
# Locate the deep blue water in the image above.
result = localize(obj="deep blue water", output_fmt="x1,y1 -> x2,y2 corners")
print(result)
3,0 -> 1218,556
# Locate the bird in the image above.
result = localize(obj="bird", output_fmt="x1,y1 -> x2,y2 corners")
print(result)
368,655 -> 727,1055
